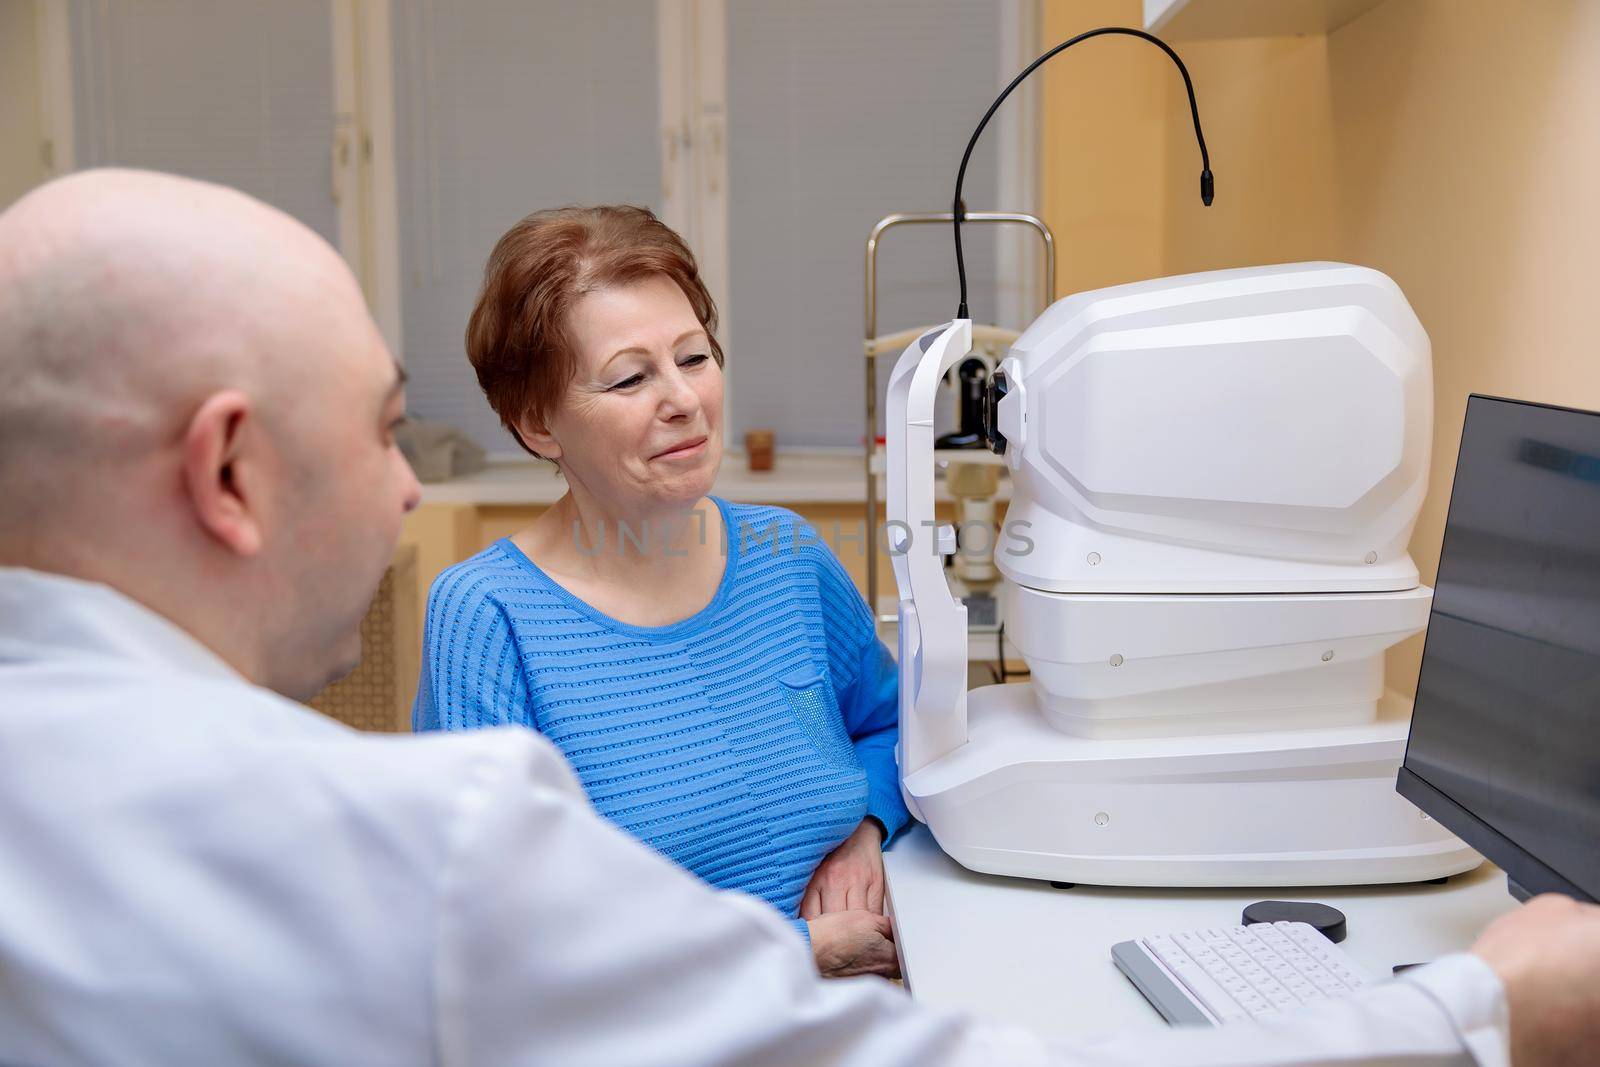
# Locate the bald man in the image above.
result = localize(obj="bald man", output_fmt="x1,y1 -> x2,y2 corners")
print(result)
2,170 -> 1599,1067
0,168 -> 416,700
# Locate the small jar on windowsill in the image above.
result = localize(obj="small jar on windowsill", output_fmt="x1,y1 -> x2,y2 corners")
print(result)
745,429 -> 775,472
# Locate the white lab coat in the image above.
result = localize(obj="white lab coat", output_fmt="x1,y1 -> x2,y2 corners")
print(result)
0,567 -> 1509,1066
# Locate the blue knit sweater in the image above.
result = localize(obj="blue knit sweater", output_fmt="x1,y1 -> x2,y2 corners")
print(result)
413,499 -> 911,940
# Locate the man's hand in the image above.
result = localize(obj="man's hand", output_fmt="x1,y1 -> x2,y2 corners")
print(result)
1470,893 -> 1600,1066
800,819 -> 886,918
807,910 -> 900,979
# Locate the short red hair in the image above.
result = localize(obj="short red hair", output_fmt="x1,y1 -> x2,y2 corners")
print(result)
465,205 -> 723,457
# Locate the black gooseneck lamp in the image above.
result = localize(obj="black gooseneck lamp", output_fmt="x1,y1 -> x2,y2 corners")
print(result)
952,26 -> 1214,323
954,26 -> 1215,456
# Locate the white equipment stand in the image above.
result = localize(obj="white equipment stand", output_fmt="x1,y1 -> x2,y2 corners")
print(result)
885,262 -> 1481,887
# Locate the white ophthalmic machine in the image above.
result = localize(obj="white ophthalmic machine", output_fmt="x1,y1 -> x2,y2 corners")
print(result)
886,28 -> 1479,888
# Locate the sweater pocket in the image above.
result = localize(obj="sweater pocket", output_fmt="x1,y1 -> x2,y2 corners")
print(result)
779,665 -> 857,769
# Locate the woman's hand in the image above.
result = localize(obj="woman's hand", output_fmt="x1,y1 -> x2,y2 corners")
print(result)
800,818 -> 886,918
806,910 -> 900,979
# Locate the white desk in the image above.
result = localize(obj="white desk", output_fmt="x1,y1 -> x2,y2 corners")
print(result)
883,824 -> 1518,1042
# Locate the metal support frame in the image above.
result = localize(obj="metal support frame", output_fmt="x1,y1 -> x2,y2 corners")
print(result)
863,211 -> 1056,618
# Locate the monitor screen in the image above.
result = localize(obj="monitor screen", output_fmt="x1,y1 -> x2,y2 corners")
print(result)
1399,395 -> 1600,902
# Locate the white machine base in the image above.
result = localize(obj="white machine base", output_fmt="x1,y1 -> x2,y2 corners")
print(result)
902,684 -> 1481,888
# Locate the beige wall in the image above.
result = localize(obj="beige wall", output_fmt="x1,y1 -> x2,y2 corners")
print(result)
1158,33 -> 1338,275
1038,0 -> 1166,295
1042,0 -> 1600,695
0,0 -> 46,208
1037,3 -> 1339,291
1329,1 -> 1600,692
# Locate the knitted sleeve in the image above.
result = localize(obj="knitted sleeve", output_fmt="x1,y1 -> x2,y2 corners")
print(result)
812,539 -> 913,844
413,563 -> 532,733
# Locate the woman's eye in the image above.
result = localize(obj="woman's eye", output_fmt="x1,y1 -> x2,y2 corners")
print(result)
611,374 -> 645,391
679,354 -> 710,367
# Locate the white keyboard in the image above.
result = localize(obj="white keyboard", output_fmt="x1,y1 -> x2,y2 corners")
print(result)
1112,921 -> 1375,1026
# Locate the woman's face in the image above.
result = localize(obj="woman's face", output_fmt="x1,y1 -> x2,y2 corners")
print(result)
528,274 -> 723,513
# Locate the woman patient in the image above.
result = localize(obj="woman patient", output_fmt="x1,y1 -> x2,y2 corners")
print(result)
414,206 -> 909,977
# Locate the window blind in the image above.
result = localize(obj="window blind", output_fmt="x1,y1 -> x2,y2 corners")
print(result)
390,0 -> 660,455
69,0 -> 339,245
725,0 -> 1000,449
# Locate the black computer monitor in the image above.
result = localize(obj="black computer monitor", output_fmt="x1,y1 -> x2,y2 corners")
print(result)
1397,395 -> 1600,903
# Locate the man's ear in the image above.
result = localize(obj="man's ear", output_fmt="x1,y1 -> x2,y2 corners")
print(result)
515,412 -> 563,462
181,390 -> 264,557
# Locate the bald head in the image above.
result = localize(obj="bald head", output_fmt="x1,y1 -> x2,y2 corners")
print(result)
0,170 -> 419,698
0,170 -> 370,528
